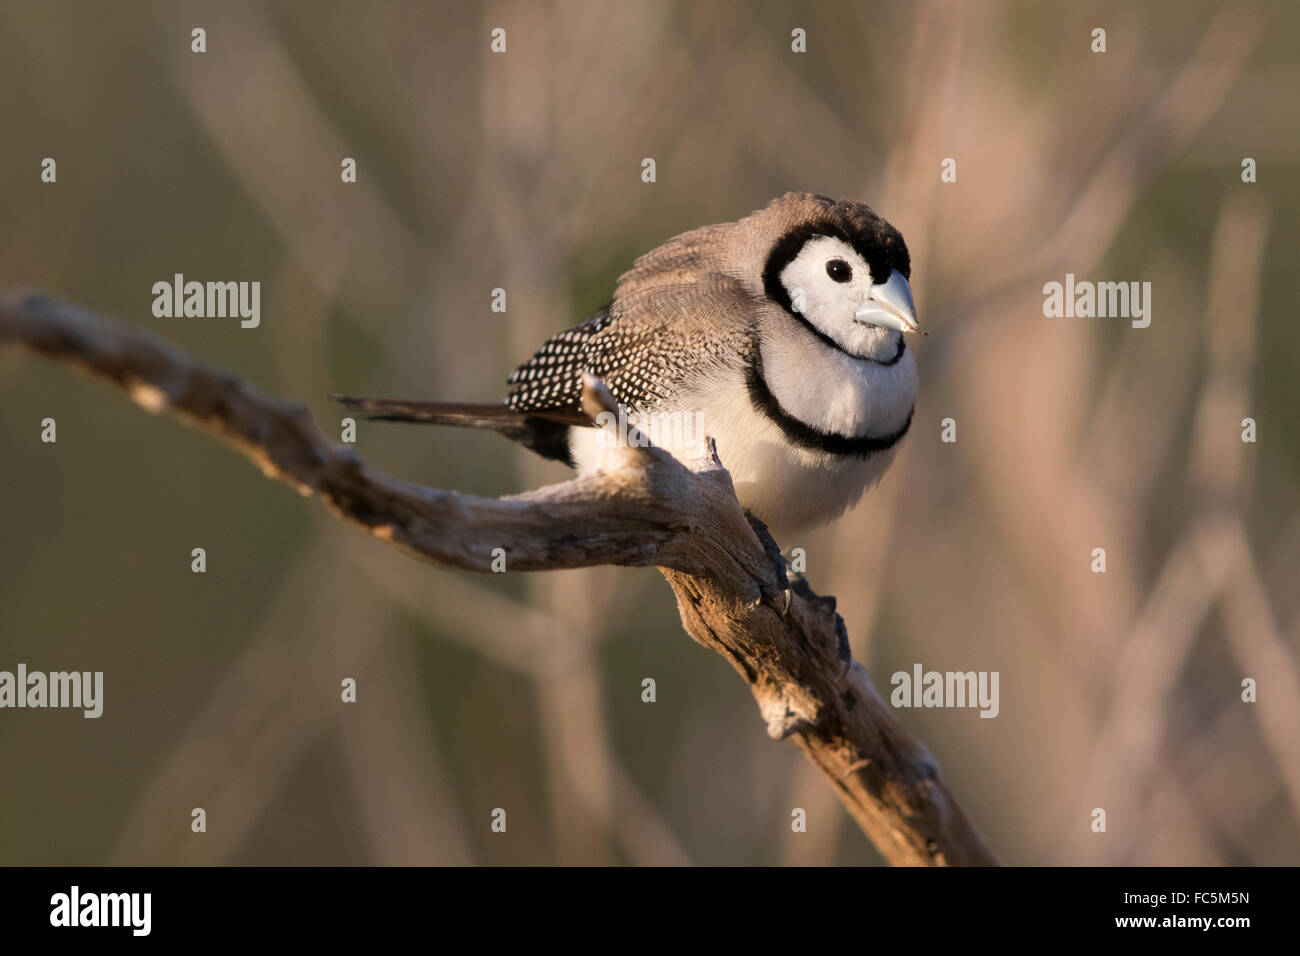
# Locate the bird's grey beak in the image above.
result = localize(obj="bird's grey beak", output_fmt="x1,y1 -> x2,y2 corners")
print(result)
854,270 -> 921,334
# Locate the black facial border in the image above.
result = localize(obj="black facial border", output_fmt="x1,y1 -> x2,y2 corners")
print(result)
761,219 -> 910,366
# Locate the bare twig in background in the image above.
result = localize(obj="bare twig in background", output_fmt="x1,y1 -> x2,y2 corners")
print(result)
1059,192 -> 1277,863
1,291 -> 996,866
107,543 -> 423,864
341,547 -> 694,865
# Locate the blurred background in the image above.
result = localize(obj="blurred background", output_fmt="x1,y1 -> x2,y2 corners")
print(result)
1,0 -> 1297,865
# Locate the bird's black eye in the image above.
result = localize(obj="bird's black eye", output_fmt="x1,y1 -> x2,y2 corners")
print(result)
826,259 -> 852,283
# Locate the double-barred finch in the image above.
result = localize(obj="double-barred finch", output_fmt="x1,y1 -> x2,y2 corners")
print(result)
338,192 -> 922,540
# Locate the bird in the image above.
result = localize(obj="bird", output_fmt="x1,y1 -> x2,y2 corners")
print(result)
337,192 -> 921,542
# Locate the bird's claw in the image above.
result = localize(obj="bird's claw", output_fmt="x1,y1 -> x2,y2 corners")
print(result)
836,618 -> 853,677
745,512 -> 792,616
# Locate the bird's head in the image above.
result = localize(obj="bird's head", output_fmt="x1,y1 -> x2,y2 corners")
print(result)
755,193 -> 920,360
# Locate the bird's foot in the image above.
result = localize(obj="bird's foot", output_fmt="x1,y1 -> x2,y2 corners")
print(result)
744,512 -> 791,615
784,575 -> 853,678
833,615 -> 852,676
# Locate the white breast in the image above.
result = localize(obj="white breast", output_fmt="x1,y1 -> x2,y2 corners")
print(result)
758,329 -> 916,439
567,336 -> 916,542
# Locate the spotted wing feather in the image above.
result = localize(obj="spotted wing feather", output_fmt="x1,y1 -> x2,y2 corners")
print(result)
504,271 -> 756,418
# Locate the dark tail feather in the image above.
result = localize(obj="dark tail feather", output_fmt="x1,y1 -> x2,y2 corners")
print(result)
330,396 -> 592,464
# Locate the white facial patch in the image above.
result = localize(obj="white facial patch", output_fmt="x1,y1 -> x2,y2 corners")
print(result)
779,235 -> 896,358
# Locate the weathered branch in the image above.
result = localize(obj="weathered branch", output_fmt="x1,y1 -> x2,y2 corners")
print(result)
0,291 -> 996,866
